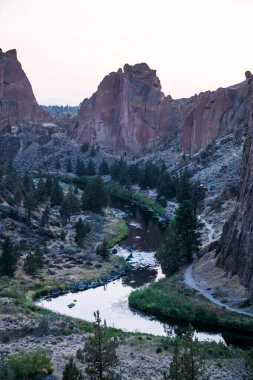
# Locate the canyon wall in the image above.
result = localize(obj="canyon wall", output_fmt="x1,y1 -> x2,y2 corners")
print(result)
74,63 -> 252,156
0,49 -> 50,130
216,80 -> 253,292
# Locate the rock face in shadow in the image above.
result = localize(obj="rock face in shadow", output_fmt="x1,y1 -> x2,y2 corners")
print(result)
0,48 -> 50,130
216,88 -> 253,293
74,63 -> 253,156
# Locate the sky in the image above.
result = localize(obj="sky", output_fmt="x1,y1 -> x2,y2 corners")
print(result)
1,0 -> 253,105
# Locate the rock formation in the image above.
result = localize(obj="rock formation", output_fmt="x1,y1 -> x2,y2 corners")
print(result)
216,79 -> 253,292
0,49 -> 50,131
74,63 -> 253,156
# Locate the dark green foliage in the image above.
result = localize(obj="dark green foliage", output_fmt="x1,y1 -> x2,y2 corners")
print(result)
156,219 -> 179,276
157,171 -> 177,200
23,173 -> 37,220
8,348 -> 53,379
96,239 -> 109,260
191,181 -> 206,216
75,218 -> 90,247
60,187 -> 80,222
174,200 -> 201,263
62,357 -> 84,380
80,142 -> 90,153
139,162 -> 160,189
42,104 -> 79,117
50,179 -> 64,206
176,170 -> 192,203
45,177 -> 53,196
66,158 -> 73,173
0,351 -> 14,380
60,230 -> 66,241
24,247 -> 44,275
81,311 -> 119,380
157,201 -> 201,275
36,178 -> 48,203
81,176 -> 108,212
128,163 -> 140,184
99,159 -> 110,175
55,159 -> 61,170
164,326 -> 209,380
41,205 -> 50,226
86,159 -> 96,176
0,237 -> 18,277
75,158 -> 86,177
90,145 -> 96,157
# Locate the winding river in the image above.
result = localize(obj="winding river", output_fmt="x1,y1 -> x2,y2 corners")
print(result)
37,197 -> 253,348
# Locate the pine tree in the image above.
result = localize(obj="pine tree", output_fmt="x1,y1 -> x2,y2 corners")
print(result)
50,179 -> 64,206
23,248 -> 43,275
75,218 -> 90,247
66,158 -> 73,173
62,357 -> 84,380
156,219 -> 179,276
75,158 -> 85,176
41,205 -> 50,226
60,187 -> 80,222
176,169 -> 192,203
96,239 -> 109,260
36,178 -> 48,203
45,177 -> 53,196
0,237 -> 18,276
82,176 -> 108,212
175,200 -> 201,263
164,326 -> 209,380
81,311 -> 119,380
99,159 -> 109,175
86,159 -> 96,176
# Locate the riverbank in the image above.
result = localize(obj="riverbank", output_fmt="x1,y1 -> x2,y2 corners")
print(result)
129,274 -> 253,334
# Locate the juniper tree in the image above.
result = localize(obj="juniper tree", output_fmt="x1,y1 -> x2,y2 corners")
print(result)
62,357 -> 84,380
0,237 -> 18,277
96,239 -> 109,260
50,179 -> 64,206
99,159 -> 109,175
81,311 -> 119,380
86,159 -> 96,176
81,176 -> 108,212
75,218 -> 90,247
60,187 -> 80,222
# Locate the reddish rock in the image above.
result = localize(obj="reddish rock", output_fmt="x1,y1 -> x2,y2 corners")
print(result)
74,64 -> 253,156
0,49 -> 50,130
216,90 -> 253,293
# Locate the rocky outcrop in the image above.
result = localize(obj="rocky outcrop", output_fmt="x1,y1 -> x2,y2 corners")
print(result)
74,63 -> 253,156
216,84 -> 253,293
0,49 -> 50,130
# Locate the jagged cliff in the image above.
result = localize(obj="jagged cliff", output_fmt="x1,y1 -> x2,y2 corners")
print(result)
0,49 -> 50,130
74,63 -> 252,156
216,80 -> 253,292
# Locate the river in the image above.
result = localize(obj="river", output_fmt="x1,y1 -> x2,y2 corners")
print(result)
37,196 -> 253,348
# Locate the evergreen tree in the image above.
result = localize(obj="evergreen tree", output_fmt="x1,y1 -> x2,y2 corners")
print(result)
75,218 -> 90,247
175,200 -> 201,263
90,145 -> 96,157
128,163 -> 140,184
164,326 -> 209,380
75,158 -> 85,176
62,357 -> 84,380
60,187 -> 80,222
80,142 -> 90,153
0,351 -> 14,380
81,311 -> 119,380
176,170 -> 192,203
0,237 -> 18,276
86,159 -> 96,176
23,248 -> 43,275
81,176 -> 108,212
50,179 -> 64,206
66,158 -> 73,173
156,219 -> 179,276
191,181 -> 206,216
41,205 -> 50,226
36,178 -> 48,203
99,159 -> 109,175
157,172 -> 176,200
45,177 -> 53,196
96,239 -> 109,260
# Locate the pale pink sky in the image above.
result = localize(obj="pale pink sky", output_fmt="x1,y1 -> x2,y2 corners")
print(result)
1,0 -> 252,105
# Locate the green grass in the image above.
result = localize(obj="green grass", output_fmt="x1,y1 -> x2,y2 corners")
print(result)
107,181 -> 166,218
129,275 -> 253,333
107,218 -> 128,248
